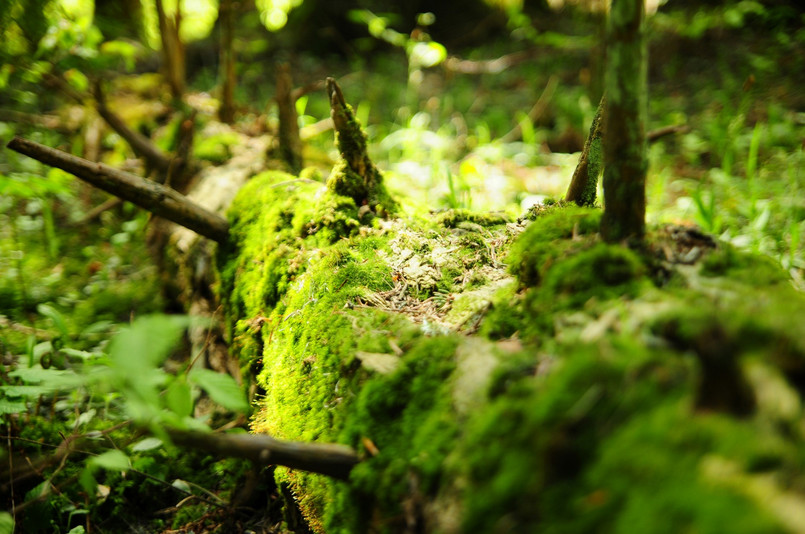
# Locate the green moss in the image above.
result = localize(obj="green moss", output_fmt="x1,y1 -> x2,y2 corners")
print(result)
508,205 -> 602,287
453,339 -> 785,533
542,242 -> 647,307
700,243 -> 790,285
220,167 -> 805,532
327,99 -> 398,216
478,281 -> 526,339
194,130 -> 241,163
435,209 -> 510,228
221,174 -> 470,529
334,335 -> 460,532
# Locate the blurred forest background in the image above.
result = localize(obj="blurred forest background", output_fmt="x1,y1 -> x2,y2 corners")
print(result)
0,0 -> 804,532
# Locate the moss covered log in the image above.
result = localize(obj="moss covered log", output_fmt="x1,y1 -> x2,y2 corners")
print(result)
219,162 -> 805,532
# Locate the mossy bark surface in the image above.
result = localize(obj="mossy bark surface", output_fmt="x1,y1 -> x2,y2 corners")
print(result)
219,172 -> 805,533
565,95 -> 605,207
601,0 -> 647,242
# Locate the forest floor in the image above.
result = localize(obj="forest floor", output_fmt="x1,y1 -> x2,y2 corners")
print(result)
1,8 -> 804,533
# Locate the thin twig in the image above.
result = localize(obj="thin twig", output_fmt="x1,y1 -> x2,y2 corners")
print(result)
647,124 -> 690,143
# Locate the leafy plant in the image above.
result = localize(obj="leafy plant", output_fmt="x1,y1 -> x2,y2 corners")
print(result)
2,314 -> 249,531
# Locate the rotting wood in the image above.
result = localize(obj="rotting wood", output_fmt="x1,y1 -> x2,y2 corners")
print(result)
167,429 -> 359,480
6,136 -> 229,243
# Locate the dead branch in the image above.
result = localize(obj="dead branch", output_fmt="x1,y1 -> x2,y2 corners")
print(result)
218,0 -> 237,123
72,197 -> 122,226
167,429 -> 359,480
647,123 -> 690,143
163,110 -> 197,192
6,136 -> 229,243
0,316 -> 54,338
43,72 -> 88,104
93,81 -> 173,174
291,79 -> 326,103
300,117 -> 333,140
500,75 -> 559,144
444,50 -> 533,75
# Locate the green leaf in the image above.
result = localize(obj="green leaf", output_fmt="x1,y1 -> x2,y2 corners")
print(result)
79,468 -> 97,497
0,385 -> 53,398
0,512 -> 14,534
165,378 -> 193,418
108,315 -> 192,372
61,348 -> 102,361
26,334 -> 36,367
80,320 -> 115,336
8,366 -> 84,390
88,450 -> 130,472
130,437 -> 163,452
189,369 -> 248,413
74,408 -> 96,428
37,303 -> 69,337
0,399 -> 27,415
63,69 -> 89,91
172,479 -> 191,493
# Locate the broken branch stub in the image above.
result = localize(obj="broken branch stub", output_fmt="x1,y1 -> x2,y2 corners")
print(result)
6,136 -> 229,243
325,77 -> 390,211
565,95 -> 606,206
276,62 -> 303,172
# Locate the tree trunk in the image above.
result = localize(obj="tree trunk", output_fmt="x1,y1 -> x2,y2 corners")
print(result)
156,0 -> 186,100
600,0 -> 647,242
276,63 -> 303,172
218,0 -> 237,124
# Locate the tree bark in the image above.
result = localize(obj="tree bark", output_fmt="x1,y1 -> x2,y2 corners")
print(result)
276,63 -> 303,172
565,95 -> 606,206
600,0 -> 648,242
156,0 -> 186,100
218,0 -> 237,124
